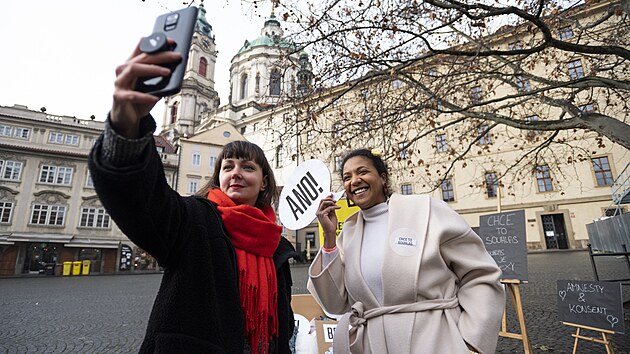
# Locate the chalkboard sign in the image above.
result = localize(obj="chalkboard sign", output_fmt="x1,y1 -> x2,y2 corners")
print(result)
119,244 -> 132,271
557,280 -> 625,334
479,210 -> 528,281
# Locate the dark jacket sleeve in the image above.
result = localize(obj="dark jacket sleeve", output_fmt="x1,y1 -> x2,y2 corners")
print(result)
88,116 -> 187,267
274,237 -> 300,354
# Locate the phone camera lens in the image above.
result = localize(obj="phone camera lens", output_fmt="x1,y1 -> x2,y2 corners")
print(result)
165,14 -> 179,25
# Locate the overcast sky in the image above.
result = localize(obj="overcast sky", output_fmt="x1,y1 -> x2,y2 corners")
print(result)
0,0 -> 273,131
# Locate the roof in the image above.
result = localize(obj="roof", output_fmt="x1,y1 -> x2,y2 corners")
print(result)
237,35 -> 295,54
184,123 -> 245,145
153,135 -> 176,153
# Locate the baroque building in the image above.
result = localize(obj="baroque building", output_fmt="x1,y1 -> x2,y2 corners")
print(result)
160,1 -> 221,142
0,104 -> 178,275
180,0 -> 628,256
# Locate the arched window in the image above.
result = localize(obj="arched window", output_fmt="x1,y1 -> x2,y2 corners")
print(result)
199,57 -> 207,78
240,74 -> 248,100
255,73 -> 260,94
170,102 -> 178,124
270,69 -> 281,96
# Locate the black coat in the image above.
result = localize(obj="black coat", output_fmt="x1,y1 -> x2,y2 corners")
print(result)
89,134 -> 299,353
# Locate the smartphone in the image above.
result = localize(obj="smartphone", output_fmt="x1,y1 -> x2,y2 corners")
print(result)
135,6 -> 198,97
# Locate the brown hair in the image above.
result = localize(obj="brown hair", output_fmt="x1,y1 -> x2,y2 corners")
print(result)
196,141 -> 278,208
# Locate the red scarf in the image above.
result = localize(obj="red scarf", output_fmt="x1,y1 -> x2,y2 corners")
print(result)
207,189 -> 281,353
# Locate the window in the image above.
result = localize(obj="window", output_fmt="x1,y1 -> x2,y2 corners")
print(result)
431,99 -> 444,114
401,183 -> 413,195
477,125 -> 492,145
485,172 -> 498,198
170,102 -> 178,124
567,59 -> 584,79
334,155 -> 343,172
30,204 -> 66,226
241,74 -> 248,99
470,86 -> 483,102
255,73 -> 261,94
508,41 -> 522,50
0,125 -> 29,139
307,131 -> 315,144
398,142 -> 409,159
49,132 -> 64,144
0,125 -> 12,137
39,165 -> 73,185
48,132 -> 79,146
270,70 -> 281,96
253,122 -> 259,131
209,156 -> 217,168
516,75 -> 531,91
361,89 -> 369,100
579,103 -> 595,113
391,79 -> 403,89
558,26 -> 574,40
199,57 -> 208,77
187,181 -> 199,195
0,201 -> 13,223
604,207 -> 626,217
436,133 -> 448,153
240,126 -> 246,134
85,171 -> 94,188
333,123 -> 342,138
535,165 -> 553,192
362,113 -> 371,132
525,115 -> 541,135
591,157 -> 614,186
0,160 -> 23,181
427,67 -> 438,78
192,153 -> 201,166
65,134 -> 79,146
14,127 -> 30,139
79,207 -> 111,228
56,167 -> 73,185
441,178 -> 455,202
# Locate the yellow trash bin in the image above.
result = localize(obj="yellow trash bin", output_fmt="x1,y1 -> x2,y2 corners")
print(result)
72,261 -> 82,275
82,260 -> 91,275
62,262 -> 72,276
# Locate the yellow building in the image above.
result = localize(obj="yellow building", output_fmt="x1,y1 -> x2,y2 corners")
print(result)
0,104 -> 179,275
173,1 -> 629,254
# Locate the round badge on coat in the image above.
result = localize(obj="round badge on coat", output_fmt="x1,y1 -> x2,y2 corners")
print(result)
389,228 -> 421,257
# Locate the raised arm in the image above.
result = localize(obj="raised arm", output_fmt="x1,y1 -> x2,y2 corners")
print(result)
88,38 -> 189,266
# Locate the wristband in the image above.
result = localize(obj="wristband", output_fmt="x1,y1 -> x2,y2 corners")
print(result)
322,246 -> 337,253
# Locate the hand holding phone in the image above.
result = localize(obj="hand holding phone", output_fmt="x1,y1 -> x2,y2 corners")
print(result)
135,6 -> 198,97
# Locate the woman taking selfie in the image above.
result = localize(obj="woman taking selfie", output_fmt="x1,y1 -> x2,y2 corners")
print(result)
308,149 -> 504,354
88,39 -> 298,353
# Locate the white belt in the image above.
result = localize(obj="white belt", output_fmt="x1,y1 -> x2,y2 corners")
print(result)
333,297 -> 460,354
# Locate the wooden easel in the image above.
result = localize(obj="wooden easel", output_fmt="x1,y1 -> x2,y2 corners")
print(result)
563,322 -> 615,354
499,279 -> 533,353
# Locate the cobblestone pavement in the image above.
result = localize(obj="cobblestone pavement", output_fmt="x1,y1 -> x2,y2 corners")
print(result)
291,250 -> 630,354
0,250 -> 628,353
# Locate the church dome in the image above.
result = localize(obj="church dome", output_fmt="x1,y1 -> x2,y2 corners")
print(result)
236,13 -> 295,54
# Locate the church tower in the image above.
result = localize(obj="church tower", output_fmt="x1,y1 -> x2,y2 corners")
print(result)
161,0 -> 220,142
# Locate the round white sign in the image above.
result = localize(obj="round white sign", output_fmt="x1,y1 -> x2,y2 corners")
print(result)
278,159 -> 331,230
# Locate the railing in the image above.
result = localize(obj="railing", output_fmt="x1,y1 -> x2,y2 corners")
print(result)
586,212 -> 630,283
611,162 -> 630,205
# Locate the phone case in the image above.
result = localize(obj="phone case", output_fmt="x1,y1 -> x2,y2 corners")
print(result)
135,6 -> 198,97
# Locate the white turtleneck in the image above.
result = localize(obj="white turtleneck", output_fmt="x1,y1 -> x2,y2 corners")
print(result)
321,202 -> 389,305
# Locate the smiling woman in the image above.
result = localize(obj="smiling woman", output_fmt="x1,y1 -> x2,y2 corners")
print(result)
88,32 -> 299,351
309,148 -> 505,354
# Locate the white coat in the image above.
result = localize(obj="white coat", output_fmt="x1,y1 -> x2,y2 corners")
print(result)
308,193 -> 505,354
